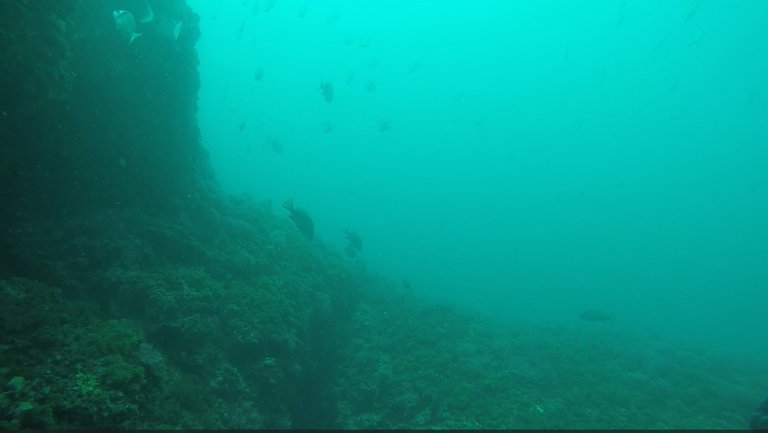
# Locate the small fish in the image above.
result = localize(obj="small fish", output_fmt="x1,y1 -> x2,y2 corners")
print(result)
238,121 -> 246,132
402,279 -> 412,290
579,309 -> 615,323
140,3 -> 155,24
322,121 -> 335,133
616,0 -> 626,27
358,37 -> 372,48
152,17 -> 184,42
319,80 -> 334,103
113,10 -> 141,44
265,136 -> 283,154
254,67 -> 264,81
684,0 -> 701,22
344,230 -> 362,257
237,19 -> 246,40
113,3 -> 155,44
365,80 -> 376,93
687,29 -> 705,48
282,199 -> 314,240
377,118 -> 390,132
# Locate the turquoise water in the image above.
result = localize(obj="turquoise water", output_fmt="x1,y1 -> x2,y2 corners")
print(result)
190,0 -> 767,360
3,0 -> 767,428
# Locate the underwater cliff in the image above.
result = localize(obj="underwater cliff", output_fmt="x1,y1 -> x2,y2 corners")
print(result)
1,0 -> 766,429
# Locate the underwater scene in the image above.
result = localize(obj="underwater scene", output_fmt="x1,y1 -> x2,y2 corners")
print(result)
1,0 -> 767,429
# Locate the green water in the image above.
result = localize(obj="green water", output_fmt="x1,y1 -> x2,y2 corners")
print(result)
2,0 -> 767,428
190,0 -> 768,358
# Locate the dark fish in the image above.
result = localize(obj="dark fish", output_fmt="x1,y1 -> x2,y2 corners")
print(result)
237,19 -> 246,40
685,0 -> 701,22
616,0 -> 626,27
377,118 -> 390,132
344,230 -> 362,257
319,81 -> 333,103
579,309 -> 615,323
282,199 -> 314,240
254,67 -> 264,81
265,136 -> 283,154
238,121 -> 246,132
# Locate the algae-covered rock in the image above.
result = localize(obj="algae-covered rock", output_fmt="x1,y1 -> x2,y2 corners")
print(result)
0,1 -> 76,115
0,0 -> 210,226
0,278 -> 144,428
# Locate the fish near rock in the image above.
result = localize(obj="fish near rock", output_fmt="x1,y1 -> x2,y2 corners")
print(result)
113,3 -> 156,44
343,230 -> 362,257
282,199 -> 314,240
113,10 -> 142,44
151,16 -> 185,42
113,4 -> 184,46
579,309 -> 615,323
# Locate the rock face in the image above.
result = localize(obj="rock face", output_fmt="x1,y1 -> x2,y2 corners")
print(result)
752,398 -> 768,430
0,0 -> 210,224
0,1 -> 351,428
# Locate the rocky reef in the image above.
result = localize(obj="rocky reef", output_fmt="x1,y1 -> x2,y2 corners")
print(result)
1,0 -> 766,429
0,0 -> 209,225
